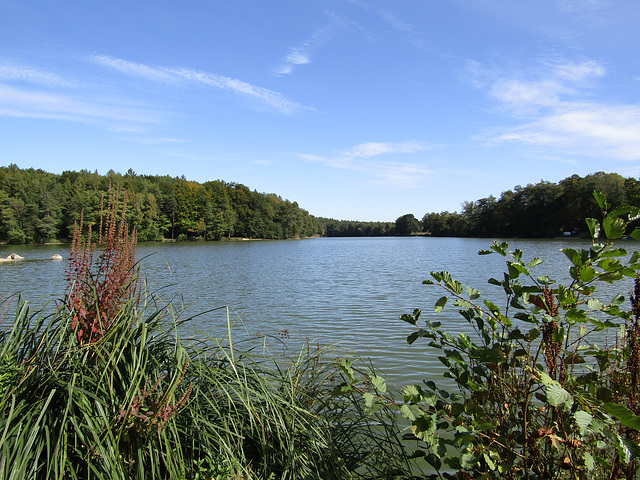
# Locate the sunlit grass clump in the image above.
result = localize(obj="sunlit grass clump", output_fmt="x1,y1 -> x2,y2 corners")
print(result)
0,189 -> 408,480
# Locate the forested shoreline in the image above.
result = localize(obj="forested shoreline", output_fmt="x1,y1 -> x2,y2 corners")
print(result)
0,165 -> 637,243
0,165 -> 318,243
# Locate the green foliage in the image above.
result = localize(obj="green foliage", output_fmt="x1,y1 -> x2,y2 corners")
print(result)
0,165 -> 318,243
0,203 -> 410,479
395,213 -> 421,236
423,172 -> 636,238
345,191 -> 640,478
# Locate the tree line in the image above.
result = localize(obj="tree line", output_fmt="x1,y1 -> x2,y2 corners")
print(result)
0,165 -> 317,243
1,166 -> 636,243
416,171 -> 637,238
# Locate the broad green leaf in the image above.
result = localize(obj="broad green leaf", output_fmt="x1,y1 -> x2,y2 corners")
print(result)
587,298 -> 604,311
527,257 -> 544,269
514,312 -> 539,323
600,271 -> 624,283
400,313 -> 418,326
364,392 -> 375,408
490,241 -> 509,256
371,375 -> 387,393
598,258 -> 623,272
339,358 -> 355,383
332,383 -> 356,395
584,452 -> 595,471
603,215 -> 625,240
446,279 -> 463,295
484,300 -> 501,315
585,218 -> 601,241
466,286 -> 480,299
546,384 -> 573,409
579,266 -> 597,283
630,229 -> 640,241
411,415 -> 436,441
457,332 -> 472,350
611,294 -> 625,306
604,403 -> 640,431
435,296 -> 448,313
537,275 -> 554,285
557,284 -> 577,305
483,452 -> 496,470
613,431 -> 632,465
600,247 -> 627,258
523,327 -> 541,342
593,190 -> 609,210
573,410 -> 593,436
474,346 -> 506,364
562,248 -> 581,266
478,249 -> 493,255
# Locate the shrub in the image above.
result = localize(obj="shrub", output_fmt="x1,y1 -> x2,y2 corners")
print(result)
393,191 -> 640,479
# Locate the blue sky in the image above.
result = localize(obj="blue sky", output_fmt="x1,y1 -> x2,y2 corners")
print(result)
1,1 -> 639,221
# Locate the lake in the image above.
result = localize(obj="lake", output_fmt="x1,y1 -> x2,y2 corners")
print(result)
0,236 -> 628,387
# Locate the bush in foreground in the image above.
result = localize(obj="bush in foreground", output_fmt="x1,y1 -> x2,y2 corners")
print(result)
344,191 -> 640,479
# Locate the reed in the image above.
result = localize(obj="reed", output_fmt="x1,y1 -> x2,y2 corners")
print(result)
0,188 -> 409,479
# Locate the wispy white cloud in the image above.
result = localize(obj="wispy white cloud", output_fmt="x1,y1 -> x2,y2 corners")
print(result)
0,82 -> 161,127
272,25 -> 335,77
493,104 -> 640,160
92,55 -> 312,114
471,57 -> 640,161
299,141 -> 434,185
0,63 -> 75,88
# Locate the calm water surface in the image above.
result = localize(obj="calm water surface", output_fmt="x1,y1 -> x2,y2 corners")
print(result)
0,237 -> 626,386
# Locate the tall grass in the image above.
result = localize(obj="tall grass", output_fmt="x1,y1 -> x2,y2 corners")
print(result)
0,296 -> 411,479
0,188 -> 410,479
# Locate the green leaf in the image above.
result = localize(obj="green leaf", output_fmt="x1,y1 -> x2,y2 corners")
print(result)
579,266 -> 597,283
484,300 -> 501,315
515,312 -> 539,324
562,248 -> 581,266
466,286 -> 481,300
566,308 -> 587,323
490,241 -> 509,256
630,229 -> 640,241
604,403 -> 640,431
593,190 -> 609,210
585,218 -> 601,241
364,392 -> 375,408
339,358 -> 355,383
527,257 -> 544,269
587,298 -> 604,311
435,296 -> 448,314
401,404 -> 424,422
537,275 -> 554,285
598,258 -> 623,272
584,452 -> 595,471
474,346 -> 506,364
546,384 -> 573,409
446,279 -> 463,295
371,375 -> 387,393
574,410 -> 593,436
603,215 -> 626,240
400,313 -> 418,326
478,249 -> 493,255
601,248 -> 627,258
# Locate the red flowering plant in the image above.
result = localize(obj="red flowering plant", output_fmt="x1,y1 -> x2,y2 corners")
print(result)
65,187 -> 139,345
